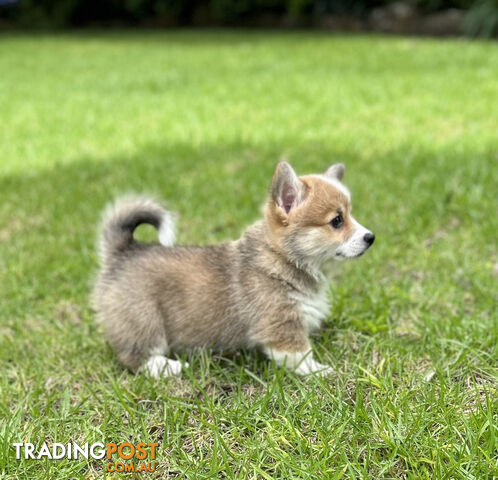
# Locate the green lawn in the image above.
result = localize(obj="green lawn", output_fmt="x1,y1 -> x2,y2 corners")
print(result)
0,31 -> 497,479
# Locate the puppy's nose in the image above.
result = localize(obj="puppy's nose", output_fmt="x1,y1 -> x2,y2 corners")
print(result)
364,232 -> 375,246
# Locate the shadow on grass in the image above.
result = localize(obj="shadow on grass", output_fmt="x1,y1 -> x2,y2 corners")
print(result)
1,137 -> 494,286
1,137 -> 494,241
0,138 -> 495,386
0,138 -> 494,320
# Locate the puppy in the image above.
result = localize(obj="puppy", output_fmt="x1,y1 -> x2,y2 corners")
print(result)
92,162 -> 374,377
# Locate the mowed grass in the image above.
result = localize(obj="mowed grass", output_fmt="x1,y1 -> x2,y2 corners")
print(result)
0,30 -> 497,479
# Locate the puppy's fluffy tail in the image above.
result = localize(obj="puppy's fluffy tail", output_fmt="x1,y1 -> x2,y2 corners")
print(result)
97,195 -> 175,265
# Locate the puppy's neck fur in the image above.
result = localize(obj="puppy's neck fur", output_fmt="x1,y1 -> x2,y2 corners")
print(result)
239,220 -> 328,292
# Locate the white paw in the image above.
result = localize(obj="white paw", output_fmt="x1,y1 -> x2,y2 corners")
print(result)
295,359 -> 332,376
264,347 -> 332,377
142,356 -> 188,378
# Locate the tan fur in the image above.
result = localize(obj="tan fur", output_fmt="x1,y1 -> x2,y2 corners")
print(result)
92,162 -> 374,376
266,175 -> 354,249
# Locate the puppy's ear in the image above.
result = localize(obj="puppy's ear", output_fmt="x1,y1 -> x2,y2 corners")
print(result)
270,161 -> 305,215
324,163 -> 345,181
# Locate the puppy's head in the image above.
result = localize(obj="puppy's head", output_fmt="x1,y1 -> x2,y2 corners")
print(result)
265,161 -> 375,268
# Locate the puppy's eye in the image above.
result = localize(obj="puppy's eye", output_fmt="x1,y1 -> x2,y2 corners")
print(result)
330,214 -> 344,229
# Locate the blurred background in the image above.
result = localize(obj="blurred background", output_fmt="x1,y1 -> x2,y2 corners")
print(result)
0,0 -> 497,37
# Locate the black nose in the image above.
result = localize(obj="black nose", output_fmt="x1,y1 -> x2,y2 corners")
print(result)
364,233 -> 375,246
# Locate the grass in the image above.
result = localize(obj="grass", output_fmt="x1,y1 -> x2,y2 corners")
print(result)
0,30 -> 497,479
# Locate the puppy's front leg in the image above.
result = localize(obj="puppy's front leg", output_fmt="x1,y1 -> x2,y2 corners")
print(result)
264,346 -> 332,376
254,313 -> 332,376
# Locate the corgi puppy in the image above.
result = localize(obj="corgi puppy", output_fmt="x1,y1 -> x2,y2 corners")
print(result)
92,162 -> 375,377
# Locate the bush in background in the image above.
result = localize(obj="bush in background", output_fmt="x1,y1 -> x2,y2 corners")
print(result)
0,0 -> 496,37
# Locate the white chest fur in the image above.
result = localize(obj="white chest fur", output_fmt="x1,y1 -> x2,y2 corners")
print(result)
290,282 -> 330,333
